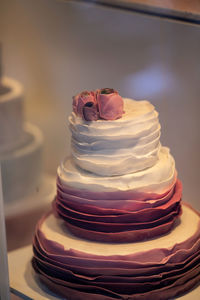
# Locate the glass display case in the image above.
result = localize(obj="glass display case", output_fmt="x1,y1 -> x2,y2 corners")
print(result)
0,0 -> 200,299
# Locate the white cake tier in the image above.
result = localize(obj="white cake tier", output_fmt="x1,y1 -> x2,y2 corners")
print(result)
0,77 -> 24,152
58,146 -> 176,194
1,122 -> 43,202
69,99 -> 161,176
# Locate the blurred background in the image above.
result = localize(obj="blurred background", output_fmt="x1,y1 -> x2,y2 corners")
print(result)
0,0 -> 199,209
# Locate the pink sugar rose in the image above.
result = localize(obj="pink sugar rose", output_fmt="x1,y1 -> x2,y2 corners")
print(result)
72,91 -> 97,117
96,88 -> 124,120
83,102 -> 99,121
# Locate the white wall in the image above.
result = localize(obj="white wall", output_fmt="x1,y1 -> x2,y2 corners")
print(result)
0,0 -> 200,209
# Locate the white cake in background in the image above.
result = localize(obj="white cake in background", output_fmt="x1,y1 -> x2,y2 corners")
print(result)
0,76 -> 55,215
0,77 -> 24,151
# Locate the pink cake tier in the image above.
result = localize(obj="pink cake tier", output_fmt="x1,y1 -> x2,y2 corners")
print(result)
54,177 -> 182,243
32,203 -> 200,300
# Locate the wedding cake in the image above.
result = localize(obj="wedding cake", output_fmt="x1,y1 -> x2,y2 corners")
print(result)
0,77 -> 43,202
0,76 -> 55,216
32,89 -> 200,299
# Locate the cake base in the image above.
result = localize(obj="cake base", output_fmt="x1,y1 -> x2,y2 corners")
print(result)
32,203 -> 200,300
8,245 -> 200,300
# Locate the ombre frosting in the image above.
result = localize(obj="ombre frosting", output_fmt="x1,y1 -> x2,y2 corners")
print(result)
56,97 -> 180,243
32,93 -> 200,299
32,203 -> 200,300
54,179 -> 182,243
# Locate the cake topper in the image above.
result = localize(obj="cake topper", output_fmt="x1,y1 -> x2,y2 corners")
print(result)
100,88 -> 115,94
73,88 -> 124,121
83,101 -> 99,121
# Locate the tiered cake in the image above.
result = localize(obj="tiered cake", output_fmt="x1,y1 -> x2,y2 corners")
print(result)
0,77 -> 43,203
32,89 -> 200,299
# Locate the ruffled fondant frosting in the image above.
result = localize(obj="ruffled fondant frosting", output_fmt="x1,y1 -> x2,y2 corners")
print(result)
32,203 -> 200,300
56,96 -> 179,244
58,146 -> 176,194
32,93 -> 200,298
54,179 -> 182,243
69,98 -> 161,175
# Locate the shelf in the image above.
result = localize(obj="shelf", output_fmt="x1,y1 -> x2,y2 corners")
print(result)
75,0 -> 200,25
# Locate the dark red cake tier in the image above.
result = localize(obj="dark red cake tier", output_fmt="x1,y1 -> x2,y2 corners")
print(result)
53,179 -> 182,242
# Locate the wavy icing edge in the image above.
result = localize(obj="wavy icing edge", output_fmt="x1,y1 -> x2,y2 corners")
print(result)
32,203 -> 200,299
58,146 -> 176,194
69,98 -> 161,176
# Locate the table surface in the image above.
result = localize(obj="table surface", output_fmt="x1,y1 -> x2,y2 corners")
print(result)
8,246 -> 61,300
8,245 -> 200,300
